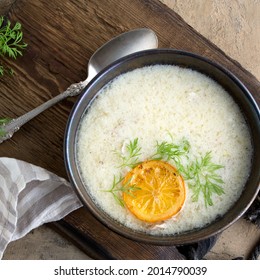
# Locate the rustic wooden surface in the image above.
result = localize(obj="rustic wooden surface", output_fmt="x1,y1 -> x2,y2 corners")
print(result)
1,0 -> 259,259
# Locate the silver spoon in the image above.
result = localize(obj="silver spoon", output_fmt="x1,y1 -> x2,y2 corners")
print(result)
0,28 -> 158,143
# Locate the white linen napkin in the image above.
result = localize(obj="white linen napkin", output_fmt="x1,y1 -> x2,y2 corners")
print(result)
0,157 -> 82,259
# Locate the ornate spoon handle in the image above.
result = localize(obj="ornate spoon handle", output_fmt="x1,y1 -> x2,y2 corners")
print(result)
0,81 -> 85,144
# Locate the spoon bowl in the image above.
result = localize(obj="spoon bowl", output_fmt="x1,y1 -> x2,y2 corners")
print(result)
85,28 -> 158,86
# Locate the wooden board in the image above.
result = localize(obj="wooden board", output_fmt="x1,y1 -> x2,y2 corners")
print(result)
1,0 -> 259,259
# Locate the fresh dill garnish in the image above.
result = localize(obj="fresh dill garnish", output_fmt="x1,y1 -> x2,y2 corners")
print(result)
0,117 -> 12,137
110,136 -> 225,208
103,174 -> 141,207
184,152 -> 225,207
116,138 -> 142,168
152,137 -> 224,207
109,138 -> 142,205
152,137 -> 190,173
153,138 -> 190,160
0,16 -> 27,76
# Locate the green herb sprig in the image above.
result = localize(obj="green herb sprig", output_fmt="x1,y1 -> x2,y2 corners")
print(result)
108,136 -> 225,208
0,16 -> 27,76
184,152 -> 225,206
116,138 -> 142,168
152,138 -> 225,207
152,137 -> 190,173
103,174 -> 140,207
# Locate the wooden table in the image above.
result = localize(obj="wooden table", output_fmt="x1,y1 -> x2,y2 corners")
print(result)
1,0 -> 259,259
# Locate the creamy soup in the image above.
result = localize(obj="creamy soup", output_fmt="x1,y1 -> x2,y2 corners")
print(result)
76,65 -> 252,235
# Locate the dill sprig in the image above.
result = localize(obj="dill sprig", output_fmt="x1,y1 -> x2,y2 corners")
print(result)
153,138 -> 190,160
152,138 -> 190,173
103,174 -> 140,207
109,138 -> 142,205
185,152 -> 225,207
110,136 -> 225,208
0,16 -> 27,76
152,137 -> 224,207
116,138 -> 142,168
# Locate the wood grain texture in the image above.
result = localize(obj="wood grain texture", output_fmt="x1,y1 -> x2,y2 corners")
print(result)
1,0 -> 259,259
0,0 -> 16,15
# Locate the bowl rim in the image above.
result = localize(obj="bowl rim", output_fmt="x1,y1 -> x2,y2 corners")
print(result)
64,48 -> 260,245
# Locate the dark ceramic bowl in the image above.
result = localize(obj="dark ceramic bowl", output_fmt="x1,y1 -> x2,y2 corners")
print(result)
64,49 -> 260,245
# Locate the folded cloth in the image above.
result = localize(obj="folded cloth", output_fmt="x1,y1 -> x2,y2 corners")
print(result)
0,157 -> 82,259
